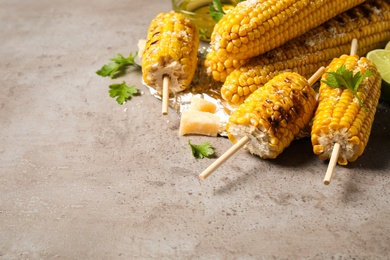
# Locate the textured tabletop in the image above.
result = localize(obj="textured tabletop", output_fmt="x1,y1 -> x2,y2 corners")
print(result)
1,0 -> 389,258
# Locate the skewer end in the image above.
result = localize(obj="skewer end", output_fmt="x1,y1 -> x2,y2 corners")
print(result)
162,76 -> 170,116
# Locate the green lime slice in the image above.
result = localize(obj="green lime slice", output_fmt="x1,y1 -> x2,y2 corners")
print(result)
386,41 -> 390,51
367,49 -> 390,102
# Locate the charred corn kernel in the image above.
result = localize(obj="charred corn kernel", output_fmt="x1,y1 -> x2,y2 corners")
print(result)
142,11 -> 199,94
226,72 -> 317,159
220,0 -> 390,104
208,0 -> 365,65
311,54 -> 381,165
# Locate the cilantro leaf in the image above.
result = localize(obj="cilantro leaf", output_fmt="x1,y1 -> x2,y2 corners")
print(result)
96,52 -> 141,78
188,140 -> 215,159
108,81 -> 139,105
209,0 -> 246,22
209,0 -> 225,22
321,65 -> 373,111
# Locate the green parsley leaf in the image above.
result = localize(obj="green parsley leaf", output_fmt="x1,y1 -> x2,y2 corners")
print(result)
321,65 -> 374,111
108,81 -> 139,105
96,52 -> 141,78
188,140 -> 215,159
209,0 -> 225,22
209,0 -> 246,22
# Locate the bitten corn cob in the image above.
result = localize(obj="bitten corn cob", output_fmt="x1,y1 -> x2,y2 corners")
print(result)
206,0 -> 365,79
142,11 -> 199,94
311,55 -> 381,165
220,0 -> 390,105
226,71 -> 318,159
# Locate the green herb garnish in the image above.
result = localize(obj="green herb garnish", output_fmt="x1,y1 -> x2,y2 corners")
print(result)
108,81 -> 139,105
96,52 -> 141,78
188,140 -> 215,159
209,0 -> 225,22
321,65 -> 374,111
209,0 -> 246,22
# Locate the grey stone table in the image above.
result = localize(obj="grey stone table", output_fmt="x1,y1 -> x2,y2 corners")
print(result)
1,0 -> 389,258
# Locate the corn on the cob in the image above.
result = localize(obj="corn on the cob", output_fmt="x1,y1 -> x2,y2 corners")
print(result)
226,71 -> 317,159
142,11 -> 199,94
311,54 -> 381,165
220,0 -> 390,105
207,0 -> 365,75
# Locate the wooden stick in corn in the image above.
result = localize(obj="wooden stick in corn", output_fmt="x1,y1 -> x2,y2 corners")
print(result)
219,0 -> 390,105
199,67 -> 325,180
162,76 -> 170,115
311,40 -> 382,184
141,11 -> 199,115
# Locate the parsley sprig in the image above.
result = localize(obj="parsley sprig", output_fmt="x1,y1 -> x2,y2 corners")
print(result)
321,65 -> 374,111
96,51 -> 141,104
108,82 -> 140,105
188,140 -> 215,159
96,52 -> 141,79
209,0 -> 246,22
209,0 -> 226,22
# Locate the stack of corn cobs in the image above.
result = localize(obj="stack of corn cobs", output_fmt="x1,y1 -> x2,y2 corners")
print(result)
142,0 -> 390,170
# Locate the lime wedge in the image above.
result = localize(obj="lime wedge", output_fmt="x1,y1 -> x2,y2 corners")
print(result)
386,41 -> 390,51
367,49 -> 390,102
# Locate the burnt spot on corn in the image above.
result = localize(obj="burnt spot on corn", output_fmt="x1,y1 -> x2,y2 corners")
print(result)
268,115 -> 280,130
291,94 -> 302,116
302,90 -> 309,99
150,40 -> 159,46
361,6 -> 373,21
290,106 -> 299,116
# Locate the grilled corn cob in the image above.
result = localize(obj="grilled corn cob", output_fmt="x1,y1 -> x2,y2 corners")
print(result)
311,55 -> 381,165
226,71 -> 318,159
207,0 -> 365,73
142,11 -> 199,94
220,0 -> 390,105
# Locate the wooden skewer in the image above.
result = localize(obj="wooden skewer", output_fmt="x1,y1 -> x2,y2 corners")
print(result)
162,76 -> 170,115
199,135 -> 250,180
350,38 -> 358,56
308,66 -> 325,86
322,38 -> 358,185
323,143 -> 341,185
199,67 -> 325,180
